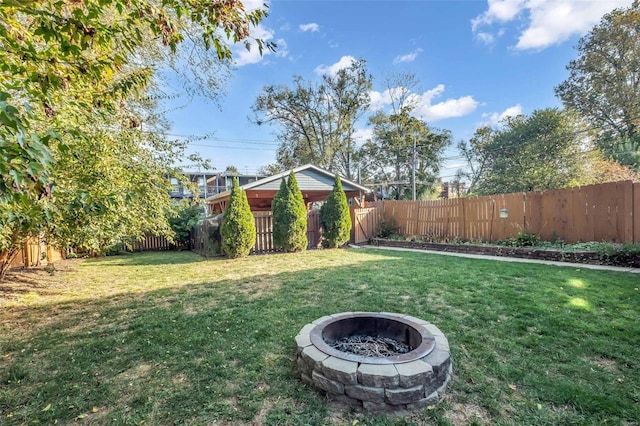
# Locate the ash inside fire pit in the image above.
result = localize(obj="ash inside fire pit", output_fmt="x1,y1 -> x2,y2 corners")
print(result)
330,335 -> 412,357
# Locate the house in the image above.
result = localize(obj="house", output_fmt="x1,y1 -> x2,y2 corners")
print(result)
169,171 -> 265,200
440,181 -> 466,199
205,164 -> 371,215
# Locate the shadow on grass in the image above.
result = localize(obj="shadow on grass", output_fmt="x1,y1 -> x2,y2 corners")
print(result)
89,250 -> 210,266
1,250 -> 639,425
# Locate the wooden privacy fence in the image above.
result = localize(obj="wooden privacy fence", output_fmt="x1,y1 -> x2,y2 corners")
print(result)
192,211 -> 323,256
253,210 -> 322,252
8,238 -> 64,268
129,235 -> 174,251
374,180 -> 640,244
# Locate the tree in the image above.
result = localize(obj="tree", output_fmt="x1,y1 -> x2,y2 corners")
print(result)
271,177 -> 289,249
252,59 -> 372,179
0,0 -> 271,278
578,151 -> 639,184
361,111 -> 450,199
461,109 -> 585,195
257,163 -> 285,176
220,178 -> 256,258
555,1 -> 640,170
358,73 -> 451,200
456,126 -> 493,194
320,175 -> 352,248
272,173 -> 307,252
225,166 -> 240,175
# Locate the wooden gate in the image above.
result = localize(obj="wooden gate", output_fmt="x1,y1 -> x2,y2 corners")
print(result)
351,207 -> 382,244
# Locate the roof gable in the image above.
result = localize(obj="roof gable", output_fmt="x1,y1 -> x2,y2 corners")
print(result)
241,164 -> 370,192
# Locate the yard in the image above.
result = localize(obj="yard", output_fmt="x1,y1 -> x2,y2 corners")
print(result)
1,249 -> 638,425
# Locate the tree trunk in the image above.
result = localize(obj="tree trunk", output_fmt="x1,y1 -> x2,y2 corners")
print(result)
0,247 -> 21,282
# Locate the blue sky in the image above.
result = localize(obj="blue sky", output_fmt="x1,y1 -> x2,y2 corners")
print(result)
167,0 -> 633,179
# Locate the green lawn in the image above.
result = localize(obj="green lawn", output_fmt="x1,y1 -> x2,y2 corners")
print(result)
1,249 -> 638,425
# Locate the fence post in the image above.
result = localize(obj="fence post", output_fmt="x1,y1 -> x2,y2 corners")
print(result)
461,198 -> 467,241
634,182 -> 640,243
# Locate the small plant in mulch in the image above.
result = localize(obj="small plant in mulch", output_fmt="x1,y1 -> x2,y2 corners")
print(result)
498,232 -> 542,247
375,219 -> 399,239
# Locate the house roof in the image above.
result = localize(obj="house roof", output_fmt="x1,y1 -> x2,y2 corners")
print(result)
205,164 -> 370,212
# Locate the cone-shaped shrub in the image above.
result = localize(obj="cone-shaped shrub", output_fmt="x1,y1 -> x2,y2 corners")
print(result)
286,172 -> 308,251
272,172 -> 307,252
271,177 -> 289,249
320,175 -> 352,248
220,177 -> 256,258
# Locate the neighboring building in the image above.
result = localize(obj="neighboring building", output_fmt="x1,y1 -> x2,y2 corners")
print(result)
440,181 -> 466,199
169,172 -> 265,200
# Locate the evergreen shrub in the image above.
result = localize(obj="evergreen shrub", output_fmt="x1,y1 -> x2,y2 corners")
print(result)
220,177 -> 256,258
320,175 -> 352,248
272,173 -> 307,252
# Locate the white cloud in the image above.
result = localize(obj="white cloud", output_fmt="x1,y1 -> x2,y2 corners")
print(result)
368,87 -> 409,111
353,128 -> 373,146
241,0 -> 270,12
481,104 -> 523,126
476,32 -> 495,45
393,48 -> 423,64
515,1 -> 632,50
413,95 -> 479,122
369,84 -> 479,122
472,0 -> 526,30
299,23 -> 320,32
314,55 -> 357,76
232,24 -> 288,66
472,0 -> 633,51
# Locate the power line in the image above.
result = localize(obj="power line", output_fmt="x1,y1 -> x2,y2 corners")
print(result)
187,143 -> 277,151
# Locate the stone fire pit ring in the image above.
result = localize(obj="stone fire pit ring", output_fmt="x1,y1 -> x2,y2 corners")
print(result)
295,312 -> 452,411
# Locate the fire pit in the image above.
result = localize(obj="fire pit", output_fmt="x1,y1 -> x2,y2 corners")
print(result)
295,312 -> 452,411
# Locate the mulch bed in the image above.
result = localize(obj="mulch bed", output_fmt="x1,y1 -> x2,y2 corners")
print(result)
370,238 -> 640,268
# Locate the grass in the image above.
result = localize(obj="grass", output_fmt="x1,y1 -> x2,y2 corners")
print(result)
0,248 -> 638,425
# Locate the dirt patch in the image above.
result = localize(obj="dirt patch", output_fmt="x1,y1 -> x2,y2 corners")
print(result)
445,401 -> 492,425
251,398 -> 277,425
589,356 -> 618,373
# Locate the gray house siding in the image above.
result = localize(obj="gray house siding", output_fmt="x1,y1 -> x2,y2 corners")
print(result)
253,169 -> 357,191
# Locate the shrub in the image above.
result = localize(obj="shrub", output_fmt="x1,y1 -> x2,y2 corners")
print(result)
272,173 -> 308,252
515,232 -> 541,247
271,177 -> 288,249
220,177 -> 256,258
169,202 -> 203,247
498,232 -> 542,247
376,219 -> 399,238
320,175 -> 352,248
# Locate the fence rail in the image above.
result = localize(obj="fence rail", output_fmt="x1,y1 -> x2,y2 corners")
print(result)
371,180 -> 640,244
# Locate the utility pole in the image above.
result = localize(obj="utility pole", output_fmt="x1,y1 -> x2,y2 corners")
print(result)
412,135 -> 416,201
